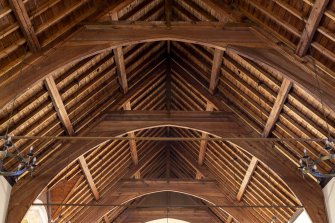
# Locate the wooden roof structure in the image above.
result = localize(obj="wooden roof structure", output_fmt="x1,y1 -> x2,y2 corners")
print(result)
0,0 -> 334,222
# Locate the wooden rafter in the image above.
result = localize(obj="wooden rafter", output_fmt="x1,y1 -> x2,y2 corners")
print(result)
78,156 -> 100,200
44,76 -> 74,135
296,0 -> 329,56
209,49 -> 224,94
262,79 -> 292,138
237,156 -> 258,201
9,0 -> 40,52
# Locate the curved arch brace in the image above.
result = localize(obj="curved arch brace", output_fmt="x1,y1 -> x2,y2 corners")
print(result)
7,111 -> 327,223
1,23 -> 333,112
0,24 -> 263,110
77,180 -> 251,223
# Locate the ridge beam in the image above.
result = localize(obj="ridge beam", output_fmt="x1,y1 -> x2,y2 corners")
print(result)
237,156 -> 258,201
9,0 -> 40,52
78,155 -> 100,200
44,76 -> 74,135
262,79 -> 292,137
296,0 -> 329,56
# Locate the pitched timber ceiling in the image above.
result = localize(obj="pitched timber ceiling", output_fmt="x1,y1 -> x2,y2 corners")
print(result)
0,0 -> 334,222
